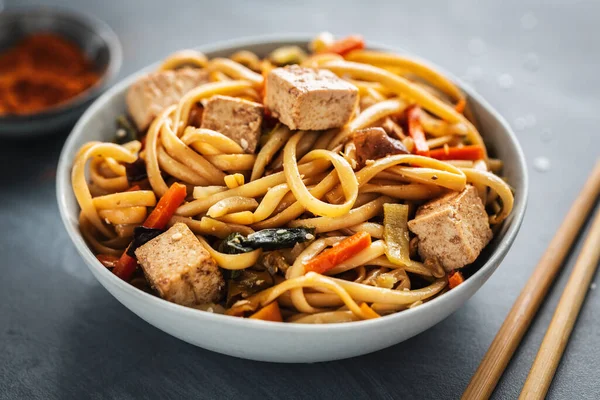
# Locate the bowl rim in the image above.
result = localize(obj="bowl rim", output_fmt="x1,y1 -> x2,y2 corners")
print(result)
0,6 -> 123,121
56,33 -> 528,332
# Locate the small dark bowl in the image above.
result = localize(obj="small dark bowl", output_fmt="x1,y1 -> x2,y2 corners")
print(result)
0,7 -> 122,138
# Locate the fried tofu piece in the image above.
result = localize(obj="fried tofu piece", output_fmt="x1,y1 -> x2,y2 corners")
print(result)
134,223 -> 224,306
126,67 -> 209,131
407,185 -> 492,271
200,95 -> 264,153
265,65 -> 358,130
352,127 -> 408,167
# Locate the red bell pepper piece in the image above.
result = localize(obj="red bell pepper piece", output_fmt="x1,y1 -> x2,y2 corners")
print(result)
428,145 -> 484,161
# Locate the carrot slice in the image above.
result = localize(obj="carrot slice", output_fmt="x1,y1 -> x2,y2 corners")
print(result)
406,106 -> 430,156
359,303 -> 381,319
249,301 -> 283,322
455,98 -> 466,113
322,35 -> 365,56
448,270 -> 465,289
113,182 -> 188,281
143,182 -> 187,229
428,145 -> 484,161
304,231 -> 371,274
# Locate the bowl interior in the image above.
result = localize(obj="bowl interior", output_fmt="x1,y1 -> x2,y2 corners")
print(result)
56,36 -> 528,361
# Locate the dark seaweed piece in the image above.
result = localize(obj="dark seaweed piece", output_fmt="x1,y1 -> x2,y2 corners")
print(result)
115,114 -> 138,144
125,158 -> 147,184
219,233 -> 254,254
219,228 -> 315,255
222,269 -> 242,280
226,269 -> 274,307
126,226 -> 165,257
244,227 -> 315,250
260,251 -> 290,275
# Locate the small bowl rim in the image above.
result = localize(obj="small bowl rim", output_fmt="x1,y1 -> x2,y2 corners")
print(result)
0,6 -> 122,121
56,33 -> 528,332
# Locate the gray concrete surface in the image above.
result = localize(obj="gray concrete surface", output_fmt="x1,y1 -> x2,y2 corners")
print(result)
1,0 -> 599,398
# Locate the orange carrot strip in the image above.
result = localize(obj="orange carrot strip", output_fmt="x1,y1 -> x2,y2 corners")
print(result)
304,231 -> 372,274
323,35 -> 365,56
126,184 -> 141,192
359,303 -> 381,319
406,106 -> 430,156
143,182 -> 187,229
249,301 -> 283,322
113,182 -> 188,281
428,145 -> 484,161
455,98 -> 466,113
448,270 -> 465,289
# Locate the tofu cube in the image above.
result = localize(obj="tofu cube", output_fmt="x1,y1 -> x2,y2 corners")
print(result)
135,223 -> 224,306
265,65 -> 358,130
126,67 -> 209,131
201,95 -> 264,153
407,185 -> 492,271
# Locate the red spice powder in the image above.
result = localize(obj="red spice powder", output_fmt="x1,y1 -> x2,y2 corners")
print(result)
0,33 -> 100,115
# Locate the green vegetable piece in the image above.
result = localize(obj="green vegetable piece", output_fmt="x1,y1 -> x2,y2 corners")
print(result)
260,251 -> 290,275
115,114 -> 138,144
268,46 -> 308,66
219,232 -> 254,254
226,269 -> 274,307
220,228 -> 315,256
229,270 -> 242,280
245,227 -> 315,250
383,203 -> 411,266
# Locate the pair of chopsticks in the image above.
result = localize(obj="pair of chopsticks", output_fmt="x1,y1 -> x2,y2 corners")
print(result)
463,160 -> 600,400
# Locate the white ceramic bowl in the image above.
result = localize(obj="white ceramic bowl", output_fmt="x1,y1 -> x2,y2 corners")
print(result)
56,35 -> 528,363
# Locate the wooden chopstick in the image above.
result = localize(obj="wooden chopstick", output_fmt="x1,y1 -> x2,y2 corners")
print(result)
519,207 -> 600,399
462,160 -> 600,400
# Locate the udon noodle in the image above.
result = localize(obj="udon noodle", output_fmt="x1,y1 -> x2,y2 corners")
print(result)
72,33 -> 514,323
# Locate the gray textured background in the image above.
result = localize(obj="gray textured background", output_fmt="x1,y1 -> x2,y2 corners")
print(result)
1,0 -> 599,399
